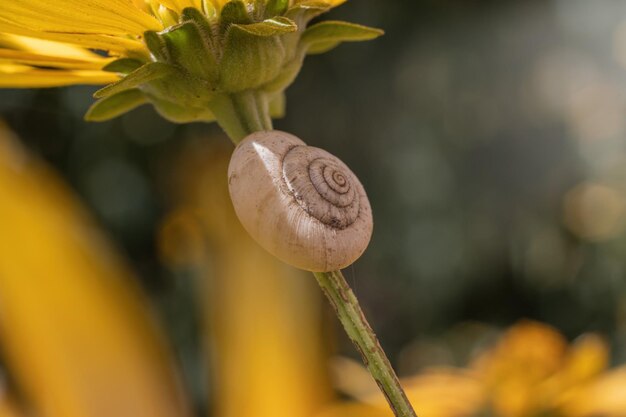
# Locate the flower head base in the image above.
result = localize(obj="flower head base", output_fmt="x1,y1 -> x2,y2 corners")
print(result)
0,0 -> 382,136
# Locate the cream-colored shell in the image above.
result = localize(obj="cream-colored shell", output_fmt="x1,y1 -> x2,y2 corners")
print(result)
227,130 -> 373,272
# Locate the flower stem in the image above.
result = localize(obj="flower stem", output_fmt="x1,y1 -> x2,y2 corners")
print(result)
314,270 -> 417,417
214,99 -> 416,417
209,91 -> 273,143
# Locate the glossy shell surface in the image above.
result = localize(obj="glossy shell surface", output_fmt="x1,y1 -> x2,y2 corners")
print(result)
228,130 -> 373,272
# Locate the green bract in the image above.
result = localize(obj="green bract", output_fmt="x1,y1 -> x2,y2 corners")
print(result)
85,0 -> 382,138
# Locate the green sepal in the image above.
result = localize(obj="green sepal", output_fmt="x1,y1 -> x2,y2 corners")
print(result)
260,51 -> 304,94
219,18 -> 296,91
94,62 -> 174,99
146,67 -> 215,108
102,58 -> 144,75
265,0 -> 289,18
144,31 -> 170,62
285,2 -> 330,26
85,89 -> 147,122
149,94 -> 216,123
161,21 -> 218,81
234,17 -> 297,36
301,20 -> 384,55
220,1 -> 252,30
252,0 -> 266,18
180,7 -> 218,49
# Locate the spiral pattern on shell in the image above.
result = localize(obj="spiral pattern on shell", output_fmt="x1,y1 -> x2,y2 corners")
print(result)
228,130 -> 373,272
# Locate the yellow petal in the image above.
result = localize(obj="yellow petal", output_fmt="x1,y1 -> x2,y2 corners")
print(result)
207,0 -> 229,11
0,65 -> 119,87
0,394 -> 26,417
558,366 -> 626,417
317,403 -> 388,417
0,49 -> 113,70
0,1 -> 162,37
0,23 -> 147,55
0,123 -> 191,417
0,33 -> 109,61
318,369 -> 484,417
401,370 -> 484,417
155,0 -> 202,13
472,320 -> 567,383
330,356 -> 381,401
561,334 -> 609,384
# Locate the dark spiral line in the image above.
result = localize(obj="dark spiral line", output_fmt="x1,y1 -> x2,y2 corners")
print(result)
282,146 -> 361,230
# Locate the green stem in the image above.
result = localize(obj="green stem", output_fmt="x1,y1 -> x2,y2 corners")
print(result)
214,96 -> 416,417
314,270 -> 417,417
209,91 -> 273,143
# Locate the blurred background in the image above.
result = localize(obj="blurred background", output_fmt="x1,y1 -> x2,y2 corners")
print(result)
2,1 -> 626,416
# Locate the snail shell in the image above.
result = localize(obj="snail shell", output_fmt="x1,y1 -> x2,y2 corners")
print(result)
227,130 -> 373,272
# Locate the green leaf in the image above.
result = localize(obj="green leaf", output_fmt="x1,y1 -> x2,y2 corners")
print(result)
102,58 -> 144,75
265,0 -> 289,18
233,17 -> 297,37
85,89 -> 147,122
304,40 -> 339,55
144,31 -> 170,62
301,21 -> 384,54
161,21 -> 218,81
94,62 -> 174,99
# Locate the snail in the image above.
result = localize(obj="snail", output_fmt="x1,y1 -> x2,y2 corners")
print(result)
227,130 -> 373,272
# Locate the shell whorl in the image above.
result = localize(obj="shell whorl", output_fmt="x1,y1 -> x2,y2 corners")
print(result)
228,130 -> 373,272
282,145 -> 360,230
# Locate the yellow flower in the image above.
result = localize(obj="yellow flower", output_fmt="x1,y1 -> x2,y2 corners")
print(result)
472,321 -> 609,417
0,0 -> 381,131
318,321 -> 626,417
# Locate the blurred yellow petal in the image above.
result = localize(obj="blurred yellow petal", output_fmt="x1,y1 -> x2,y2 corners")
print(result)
0,65 -> 119,87
402,370 -> 484,417
561,334 -> 609,384
0,393 -> 26,417
471,321 -> 568,417
317,402 -> 388,417
319,369 -> 483,417
0,123 -> 191,417
473,321 -> 567,381
0,1 -> 162,37
559,366 -> 626,417
330,356 -> 381,401
160,138 -> 332,417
